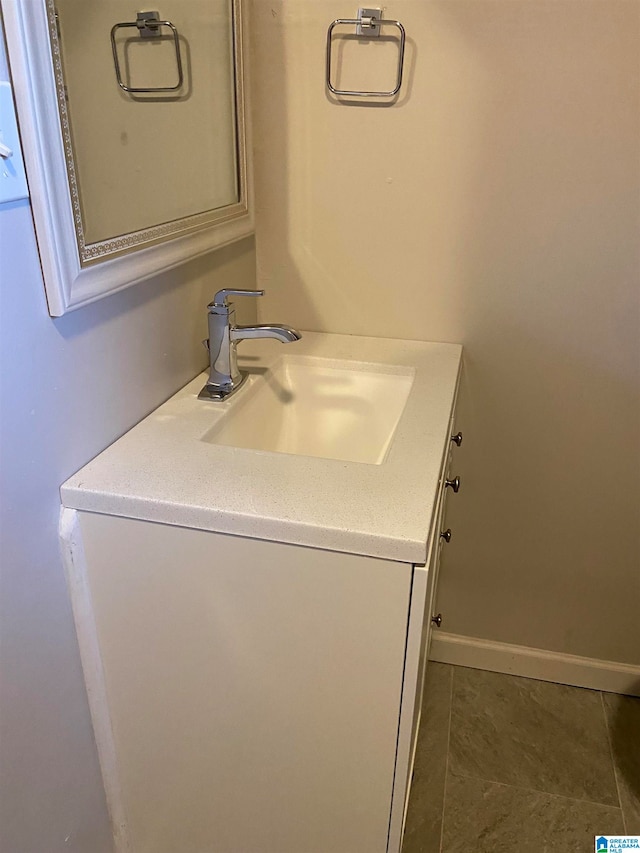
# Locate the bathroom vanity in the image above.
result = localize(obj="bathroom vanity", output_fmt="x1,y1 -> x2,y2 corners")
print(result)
60,332 -> 463,853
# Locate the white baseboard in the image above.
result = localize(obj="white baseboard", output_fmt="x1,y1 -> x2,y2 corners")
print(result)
429,632 -> 640,697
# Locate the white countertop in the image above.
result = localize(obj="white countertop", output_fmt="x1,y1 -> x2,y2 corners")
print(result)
61,332 -> 462,564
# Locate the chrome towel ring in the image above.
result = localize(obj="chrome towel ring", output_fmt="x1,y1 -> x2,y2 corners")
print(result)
110,11 -> 184,94
326,8 -> 406,98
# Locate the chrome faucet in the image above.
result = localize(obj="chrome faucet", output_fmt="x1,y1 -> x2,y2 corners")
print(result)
198,289 -> 301,401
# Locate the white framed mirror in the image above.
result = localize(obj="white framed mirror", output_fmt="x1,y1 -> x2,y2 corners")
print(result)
2,0 -> 253,316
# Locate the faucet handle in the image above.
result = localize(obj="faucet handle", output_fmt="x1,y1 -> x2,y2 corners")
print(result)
210,289 -> 265,308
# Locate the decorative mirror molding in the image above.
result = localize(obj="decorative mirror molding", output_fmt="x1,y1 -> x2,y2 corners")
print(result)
2,0 -> 253,316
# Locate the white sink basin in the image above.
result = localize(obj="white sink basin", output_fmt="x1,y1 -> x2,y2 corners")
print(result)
201,356 -> 415,464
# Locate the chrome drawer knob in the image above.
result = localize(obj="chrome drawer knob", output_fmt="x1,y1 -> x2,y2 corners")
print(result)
440,528 -> 452,543
451,431 -> 463,446
445,476 -> 460,493
431,613 -> 443,628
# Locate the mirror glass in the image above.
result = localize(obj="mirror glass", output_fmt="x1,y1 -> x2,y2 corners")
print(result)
49,0 -> 241,261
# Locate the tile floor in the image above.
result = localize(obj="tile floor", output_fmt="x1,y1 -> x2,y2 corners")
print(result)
402,664 -> 640,853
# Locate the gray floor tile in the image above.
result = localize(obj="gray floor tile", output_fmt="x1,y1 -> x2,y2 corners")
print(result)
441,773 -> 625,853
603,691 -> 640,833
402,662 -> 453,853
449,667 -> 619,806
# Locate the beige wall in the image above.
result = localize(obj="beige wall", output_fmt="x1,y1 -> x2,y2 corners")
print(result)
249,0 -> 640,664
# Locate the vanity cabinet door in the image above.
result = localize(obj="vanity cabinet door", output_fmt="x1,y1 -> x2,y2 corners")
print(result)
66,511 -> 412,853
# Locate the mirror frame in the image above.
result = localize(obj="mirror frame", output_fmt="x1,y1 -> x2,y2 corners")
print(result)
2,0 -> 253,316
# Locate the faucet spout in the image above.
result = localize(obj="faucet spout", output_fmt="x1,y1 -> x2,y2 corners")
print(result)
232,324 -> 302,344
